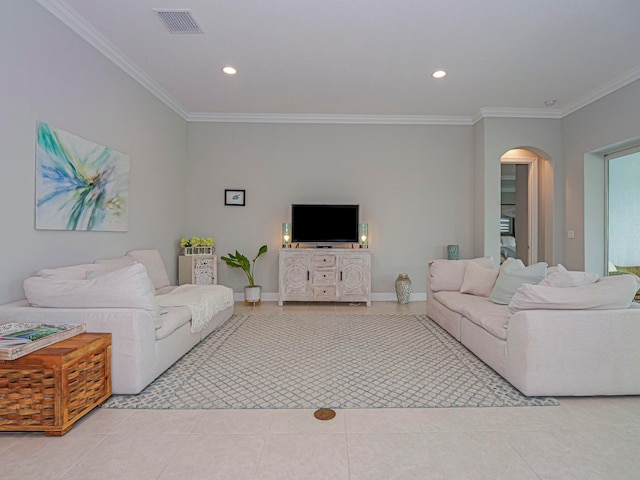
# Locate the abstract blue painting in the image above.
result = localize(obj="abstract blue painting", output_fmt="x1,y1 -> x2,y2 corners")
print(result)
35,122 -> 130,231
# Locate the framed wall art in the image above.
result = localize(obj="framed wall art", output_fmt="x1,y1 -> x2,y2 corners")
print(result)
225,189 -> 245,206
35,122 -> 130,231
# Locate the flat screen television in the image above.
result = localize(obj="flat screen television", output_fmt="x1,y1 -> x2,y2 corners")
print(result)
291,204 -> 359,244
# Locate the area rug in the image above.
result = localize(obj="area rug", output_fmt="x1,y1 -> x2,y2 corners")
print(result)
103,313 -> 558,409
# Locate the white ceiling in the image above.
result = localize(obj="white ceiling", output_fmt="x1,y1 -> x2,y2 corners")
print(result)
39,0 -> 640,123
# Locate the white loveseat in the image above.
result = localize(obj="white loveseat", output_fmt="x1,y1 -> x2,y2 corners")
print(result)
0,250 -> 234,394
427,257 -> 640,397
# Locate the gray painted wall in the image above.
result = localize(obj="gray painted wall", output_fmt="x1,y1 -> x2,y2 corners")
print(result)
0,2 -> 188,304
562,79 -> 640,273
185,122 -> 475,296
4,2 -> 640,304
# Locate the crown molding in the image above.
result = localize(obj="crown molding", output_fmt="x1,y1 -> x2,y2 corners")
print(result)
186,112 -> 474,125
559,65 -> 640,117
34,0 -> 640,126
36,0 -> 190,119
478,107 -> 563,120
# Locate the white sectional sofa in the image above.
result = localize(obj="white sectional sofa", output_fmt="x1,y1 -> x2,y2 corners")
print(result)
427,257 -> 640,397
0,250 -> 234,394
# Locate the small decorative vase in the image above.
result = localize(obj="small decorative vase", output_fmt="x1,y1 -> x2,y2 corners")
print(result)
395,273 -> 412,304
447,244 -> 460,260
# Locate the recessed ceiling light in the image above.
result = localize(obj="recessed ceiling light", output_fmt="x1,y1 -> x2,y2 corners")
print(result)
431,70 -> 447,79
544,99 -> 557,107
222,66 -> 237,75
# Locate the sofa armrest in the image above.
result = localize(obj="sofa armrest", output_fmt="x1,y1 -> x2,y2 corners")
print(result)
506,308 -> 640,396
0,300 -> 157,394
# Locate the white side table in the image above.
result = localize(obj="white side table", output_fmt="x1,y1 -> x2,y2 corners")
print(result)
178,254 -> 217,285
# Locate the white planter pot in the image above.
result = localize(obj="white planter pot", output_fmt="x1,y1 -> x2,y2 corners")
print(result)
244,285 -> 261,305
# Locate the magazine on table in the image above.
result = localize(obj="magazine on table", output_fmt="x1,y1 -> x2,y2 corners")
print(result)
0,323 -> 86,360
0,325 -> 71,345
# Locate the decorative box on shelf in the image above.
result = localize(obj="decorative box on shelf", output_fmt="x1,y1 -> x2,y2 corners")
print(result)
179,254 -> 217,285
181,246 -> 215,256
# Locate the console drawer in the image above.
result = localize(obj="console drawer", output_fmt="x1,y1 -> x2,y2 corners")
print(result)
313,286 -> 337,298
312,269 -> 336,285
313,255 -> 336,267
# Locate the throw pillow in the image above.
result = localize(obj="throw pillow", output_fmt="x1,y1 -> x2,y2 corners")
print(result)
538,264 -> 599,288
508,274 -> 640,311
37,263 -> 107,280
127,249 -> 171,290
93,255 -> 137,271
24,262 -> 160,314
489,258 -> 548,305
460,261 -> 499,297
429,257 -> 494,292
38,258 -> 140,281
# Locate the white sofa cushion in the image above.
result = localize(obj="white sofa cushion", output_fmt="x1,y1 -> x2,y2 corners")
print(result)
460,301 -> 511,341
94,255 -> 137,270
460,261 -> 499,297
429,257 -> 494,292
37,256 -> 137,280
489,259 -> 547,305
155,306 -> 192,340
127,249 -> 171,290
431,291 -> 510,340
156,284 -> 235,333
24,262 -> 159,313
432,290 -> 489,317
538,264 -> 599,288
37,263 -> 105,280
509,274 -> 639,311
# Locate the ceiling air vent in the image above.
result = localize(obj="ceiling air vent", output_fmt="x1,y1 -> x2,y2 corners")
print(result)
154,9 -> 203,34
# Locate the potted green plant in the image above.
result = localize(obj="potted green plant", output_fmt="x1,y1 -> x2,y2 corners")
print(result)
221,245 -> 268,304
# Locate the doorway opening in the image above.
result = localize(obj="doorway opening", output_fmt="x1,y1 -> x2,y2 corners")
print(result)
500,149 -> 539,266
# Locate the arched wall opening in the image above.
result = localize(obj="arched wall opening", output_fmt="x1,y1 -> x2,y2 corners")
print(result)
474,116 -> 562,267
498,146 -> 554,266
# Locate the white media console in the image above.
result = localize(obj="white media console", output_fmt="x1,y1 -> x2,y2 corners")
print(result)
278,248 -> 371,306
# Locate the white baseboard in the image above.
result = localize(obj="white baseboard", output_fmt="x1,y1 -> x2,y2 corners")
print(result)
371,292 -> 427,302
233,292 -> 427,302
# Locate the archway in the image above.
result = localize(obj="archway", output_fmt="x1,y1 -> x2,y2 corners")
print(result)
499,147 -> 554,266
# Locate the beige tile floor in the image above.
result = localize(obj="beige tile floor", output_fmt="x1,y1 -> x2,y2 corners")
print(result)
2,301 -> 640,480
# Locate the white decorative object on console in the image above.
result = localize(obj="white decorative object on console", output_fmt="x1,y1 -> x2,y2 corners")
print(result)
179,254 -> 217,285
278,248 -> 371,306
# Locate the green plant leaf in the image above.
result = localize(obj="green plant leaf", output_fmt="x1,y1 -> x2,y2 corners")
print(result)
221,245 -> 267,287
255,245 -> 268,260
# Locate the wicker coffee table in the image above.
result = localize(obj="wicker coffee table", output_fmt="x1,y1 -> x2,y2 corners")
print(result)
0,332 -> 111,436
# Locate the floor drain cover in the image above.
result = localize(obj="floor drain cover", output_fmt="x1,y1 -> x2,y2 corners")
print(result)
314,408 -> 336,420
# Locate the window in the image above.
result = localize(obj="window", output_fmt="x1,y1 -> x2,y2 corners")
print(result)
606,146 -> 640,274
